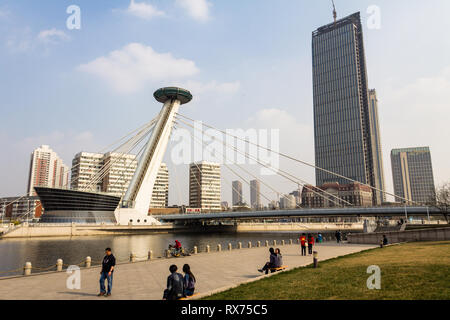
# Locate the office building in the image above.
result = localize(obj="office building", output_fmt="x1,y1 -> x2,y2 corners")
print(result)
391,147 -> 436,204
312,12 -> 381,205
232,180 -> 243,205
27,145 -> 69,196
301,182 -> 373,208
189,162 -> 221,212
368,89 -> 386,204
250,180 -> 262,209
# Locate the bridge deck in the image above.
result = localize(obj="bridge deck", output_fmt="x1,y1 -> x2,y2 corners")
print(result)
0,243 -> 375,300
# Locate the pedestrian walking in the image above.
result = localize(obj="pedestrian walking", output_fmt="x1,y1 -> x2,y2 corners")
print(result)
300,233 -> 307,256
335,230 -> 342,243
98,247 -> 116,297
307,234 -> 315,255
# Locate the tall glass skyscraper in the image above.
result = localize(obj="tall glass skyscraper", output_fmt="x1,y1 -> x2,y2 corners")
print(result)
391,147 -> 436,204
312,12 -> 384,205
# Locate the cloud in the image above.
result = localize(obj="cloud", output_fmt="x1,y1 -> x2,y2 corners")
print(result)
77,43 -> 199,94
126,0 -> 165,20
37,28 -> 70,44
176,0 -> 212,22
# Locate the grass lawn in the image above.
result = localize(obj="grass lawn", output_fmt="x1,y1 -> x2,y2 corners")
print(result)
203,241 -> 450,300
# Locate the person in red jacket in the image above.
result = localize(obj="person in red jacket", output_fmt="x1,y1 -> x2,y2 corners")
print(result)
300,233 -> 307,256
307,234 -> 315,255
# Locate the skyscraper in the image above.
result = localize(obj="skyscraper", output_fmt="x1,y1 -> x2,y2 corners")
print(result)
189,161 -> 221,212
391,147 -> 436,204
27,145 -> 69,196
368,89 -> 386,204
232,180 -> 243,205
312,12 -> 380,205
102,152 -> 138,197
250,179 -> 261,209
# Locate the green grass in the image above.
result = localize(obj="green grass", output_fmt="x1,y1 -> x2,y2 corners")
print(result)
203,241 -> 450,300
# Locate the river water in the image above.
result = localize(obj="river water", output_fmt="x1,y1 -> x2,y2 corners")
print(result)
0,231 -> 339,277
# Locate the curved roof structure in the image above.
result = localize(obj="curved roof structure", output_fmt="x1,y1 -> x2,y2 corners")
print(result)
153,87 -> 193,105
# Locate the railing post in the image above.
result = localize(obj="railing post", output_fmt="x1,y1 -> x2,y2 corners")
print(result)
130,253 -> 136,263
217,244 -> 222,252
23,262 -> 32,276
165,249 -> 171,258
56,259 -> 63,272
238,242 -> 242,249
273,240 -> 277,246
289,239 -> 293,245
85,256 -> 91,268
193,246 -> 198,254
206,245 -> 210,253
257,241 -> 261,248
265,240 -> 269,247
228,243 -> 232,251
148,251 -> 153,260
248,241 -> 252,249
281,240 -> 285,246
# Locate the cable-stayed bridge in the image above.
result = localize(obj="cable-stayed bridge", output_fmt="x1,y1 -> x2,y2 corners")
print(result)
4,87 -> 446,226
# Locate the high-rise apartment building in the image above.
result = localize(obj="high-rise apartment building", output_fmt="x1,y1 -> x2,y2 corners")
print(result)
149,163 -> 169,208
232,180 -> 243,205
71,152 -> 104,192
71,152 -> 169,205
250,179 -> 261,209
102,152 -> 138,197
312,12 -> 381,205
189,162 -> 221,212
27,145 -> 69,196
391,147 -> 436,204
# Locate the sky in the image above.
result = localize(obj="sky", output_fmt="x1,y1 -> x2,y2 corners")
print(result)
0,0 -> 449,206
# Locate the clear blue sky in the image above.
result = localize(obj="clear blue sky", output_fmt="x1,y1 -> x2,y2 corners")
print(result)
1,1 -> 449,205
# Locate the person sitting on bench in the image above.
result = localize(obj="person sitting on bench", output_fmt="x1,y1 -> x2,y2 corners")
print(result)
258,248 -> 277,274
275,248 -> 283,268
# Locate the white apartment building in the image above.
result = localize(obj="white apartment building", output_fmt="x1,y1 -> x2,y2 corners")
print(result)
70,152 -> 169,204
102,152 -> 138,197
189,161 -> 221,212
27,145 -> 69,196
149,163 -> 169,208
71,152 -> 104,192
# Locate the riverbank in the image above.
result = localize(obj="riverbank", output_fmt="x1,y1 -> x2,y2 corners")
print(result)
203,241 -> 450,300
0,221 -> 362,239
0,242 -> 374,300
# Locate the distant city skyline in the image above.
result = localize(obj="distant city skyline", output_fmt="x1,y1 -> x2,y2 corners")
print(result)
1,1 -> 449,206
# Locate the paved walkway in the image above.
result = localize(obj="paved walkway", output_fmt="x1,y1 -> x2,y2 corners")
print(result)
0,243 -> 375,300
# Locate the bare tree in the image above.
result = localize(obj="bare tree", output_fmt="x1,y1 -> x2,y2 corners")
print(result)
432,183 -> 450,223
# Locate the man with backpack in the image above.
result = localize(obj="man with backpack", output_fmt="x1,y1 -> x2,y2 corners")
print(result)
300,233 -> 307,256
163,265 -> 185,300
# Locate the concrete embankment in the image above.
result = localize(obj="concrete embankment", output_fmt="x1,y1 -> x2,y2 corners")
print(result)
0,223 -> 176,238
1,222 -> 363,239
348,226 -> 450,244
